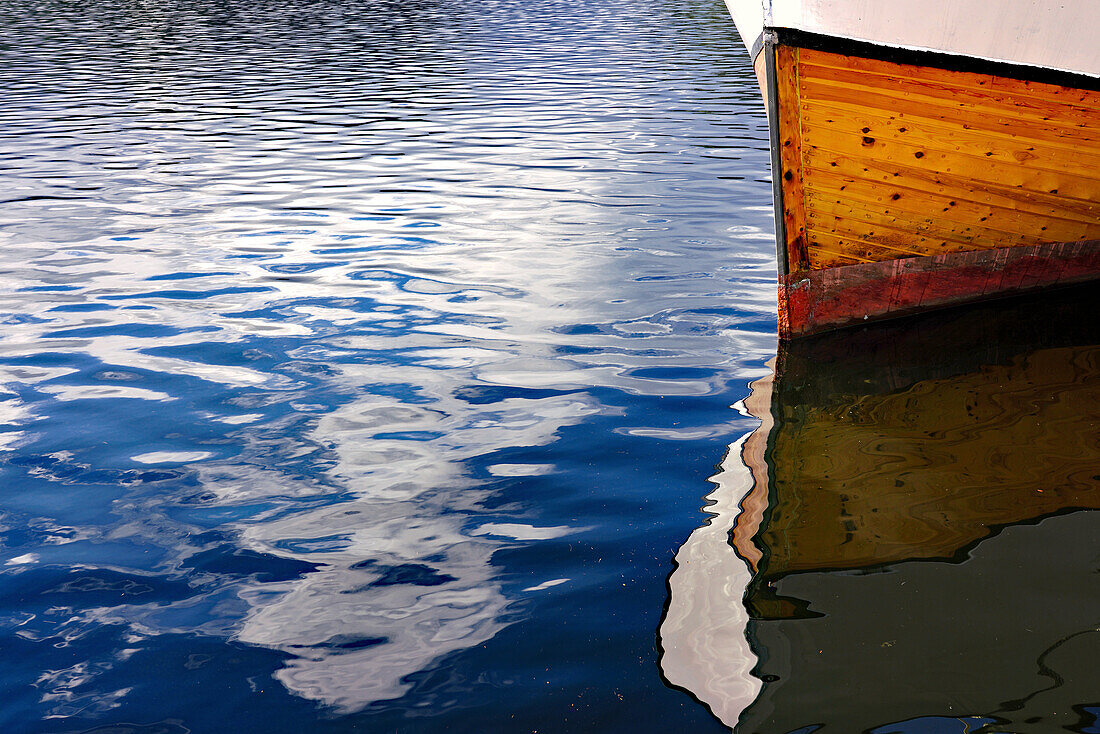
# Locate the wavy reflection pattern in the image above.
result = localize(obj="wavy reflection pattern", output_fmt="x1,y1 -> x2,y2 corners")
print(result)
0,0 -> 777,722
663,293 -> 1100,734
659,369 -> 770,728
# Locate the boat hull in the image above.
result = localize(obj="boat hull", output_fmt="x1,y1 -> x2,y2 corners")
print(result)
759,32 -> 1100,336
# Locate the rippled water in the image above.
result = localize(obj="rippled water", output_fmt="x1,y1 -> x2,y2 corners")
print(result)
6,2 -> 1097,732
0,0 -> 777,730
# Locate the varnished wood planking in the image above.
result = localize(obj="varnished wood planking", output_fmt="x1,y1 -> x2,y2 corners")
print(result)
802,58 -> 1100,129
797,93 -> 1100,186
803,150 -> 1100,223
805,175 -> 1097,249
776,46 -> 1100,270
805,234 -> 922,266
775,45 -> 809,272
804,125 -> 1100,203
804,51 -> 1100,112
807,166 -> 1094,233
799,98 -> 1100,181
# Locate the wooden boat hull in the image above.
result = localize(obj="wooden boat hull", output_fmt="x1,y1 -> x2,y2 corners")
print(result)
751,27 -> 1100,335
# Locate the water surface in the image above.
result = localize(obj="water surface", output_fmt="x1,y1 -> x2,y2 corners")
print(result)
2,1 -> 1097,732
0,0 -> 776,730
661,288 -> 1100,733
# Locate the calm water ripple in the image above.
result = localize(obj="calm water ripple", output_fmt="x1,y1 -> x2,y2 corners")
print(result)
7,2 -> 1093,732
0,0 -> 776,730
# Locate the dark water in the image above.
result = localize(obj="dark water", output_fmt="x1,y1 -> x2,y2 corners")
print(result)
659,286 -> 1100,734
1,1 -> 1097,732
734,290 -> 1100,734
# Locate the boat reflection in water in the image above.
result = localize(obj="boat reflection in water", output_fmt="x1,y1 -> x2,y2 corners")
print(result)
660,285 -> 1100,733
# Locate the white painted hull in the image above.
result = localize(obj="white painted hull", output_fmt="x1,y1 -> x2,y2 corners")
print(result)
725,0 -> 1100,77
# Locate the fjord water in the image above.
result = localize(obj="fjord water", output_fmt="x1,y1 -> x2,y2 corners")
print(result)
721,290 -> 1100,734
0,0 -> 776,730
2,1 -> 1098,733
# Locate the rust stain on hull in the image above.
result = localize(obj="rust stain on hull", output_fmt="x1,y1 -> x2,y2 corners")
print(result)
778,239 -> 1100,337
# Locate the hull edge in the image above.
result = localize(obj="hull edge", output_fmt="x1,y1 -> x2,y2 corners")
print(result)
778,239 -> 1100,337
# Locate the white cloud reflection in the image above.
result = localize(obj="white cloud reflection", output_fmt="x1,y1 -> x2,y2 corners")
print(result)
0,0 -> 778,714
233,377 -> 599,710
659,371 -> 771,728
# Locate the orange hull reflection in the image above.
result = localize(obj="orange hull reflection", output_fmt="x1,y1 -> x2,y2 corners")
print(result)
662,285 -> 1100,733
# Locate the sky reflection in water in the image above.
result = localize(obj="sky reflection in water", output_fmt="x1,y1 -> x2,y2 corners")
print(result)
0,0 -> 776,730
2,0 -> 1096,732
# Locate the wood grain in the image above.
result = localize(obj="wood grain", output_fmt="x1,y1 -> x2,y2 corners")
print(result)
775,45 -> 810,272
777,46 -> 1100,271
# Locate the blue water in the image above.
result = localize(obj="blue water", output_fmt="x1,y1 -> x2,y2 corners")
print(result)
7,2 -> 1096,731
0,0 -> 778,730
